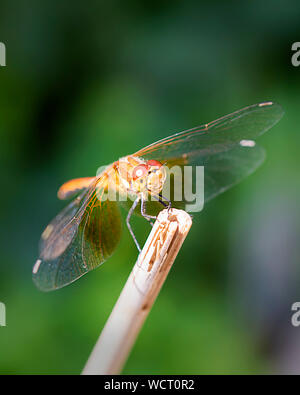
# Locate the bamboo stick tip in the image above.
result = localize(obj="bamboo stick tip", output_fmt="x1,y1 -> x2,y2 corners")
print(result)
82,208 -> 193,375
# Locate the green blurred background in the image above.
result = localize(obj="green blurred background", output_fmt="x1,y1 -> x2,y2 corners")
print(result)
0,0 -> 300,374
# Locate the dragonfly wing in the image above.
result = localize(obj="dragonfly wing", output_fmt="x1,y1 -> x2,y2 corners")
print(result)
57,177 -> 96,200
131,143 -> 266,216
133,102 -> 282,212
136,102 -> 283,161
192,143 -> 265,203
33,178 -> 122,291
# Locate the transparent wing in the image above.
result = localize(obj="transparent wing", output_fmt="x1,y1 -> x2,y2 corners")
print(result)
135,102 -> 283,161
137,143 -> 266,216
191,143 -> 266,203
133,102 -> 283,211
33,178 -> 122,291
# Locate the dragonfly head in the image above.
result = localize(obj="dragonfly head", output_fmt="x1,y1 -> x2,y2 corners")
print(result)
132,159 -> 166,195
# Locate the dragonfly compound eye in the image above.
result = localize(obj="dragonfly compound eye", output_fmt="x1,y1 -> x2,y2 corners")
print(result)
132,164 -> 149,181
146,159 -> 162,168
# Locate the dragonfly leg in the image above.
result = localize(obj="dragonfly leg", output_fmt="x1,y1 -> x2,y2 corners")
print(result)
141,195 -> 156,226
159,193 -> 172,211
126,196 -> 142,252
151,193 -> 172,211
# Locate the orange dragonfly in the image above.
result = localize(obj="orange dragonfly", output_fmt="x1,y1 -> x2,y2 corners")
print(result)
33,102 -> 283,291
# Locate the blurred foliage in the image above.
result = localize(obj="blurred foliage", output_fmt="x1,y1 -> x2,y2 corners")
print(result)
0,0 -> 300,374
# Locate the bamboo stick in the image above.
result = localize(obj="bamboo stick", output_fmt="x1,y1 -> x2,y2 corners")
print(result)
82,208 -> 192,375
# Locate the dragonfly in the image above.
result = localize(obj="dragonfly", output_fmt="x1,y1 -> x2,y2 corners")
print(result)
33,101 -> 283,291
